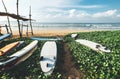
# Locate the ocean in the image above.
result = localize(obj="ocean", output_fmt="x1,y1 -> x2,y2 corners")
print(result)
1,21 -> 120,31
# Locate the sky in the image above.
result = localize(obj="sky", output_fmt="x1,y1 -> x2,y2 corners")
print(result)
0,0 -> 120,23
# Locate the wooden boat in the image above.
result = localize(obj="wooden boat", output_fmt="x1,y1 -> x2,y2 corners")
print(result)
0,41 -> 24,56
0,40 -> 38,71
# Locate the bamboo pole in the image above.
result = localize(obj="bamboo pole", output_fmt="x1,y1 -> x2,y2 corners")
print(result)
2,0 -> 12,34
16,0 -> 22,38
5,24 -> 9,33
21,23 -> 23,35
29,6 -> 33,35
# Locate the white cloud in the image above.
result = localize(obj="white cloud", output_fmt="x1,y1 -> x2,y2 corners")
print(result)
56,5 -> 103,9
53,14 -> 62,18
68,9 -> 90,18
45,8 -> 66,13
78,5 -> 103,8
0,0 -> 120,23
77,13 -> 89,17
36,9 -> 120,23
45,14 -> 51,18
117,14 -> 120,17
69,9 -> 76,17
93,9 -> 117,18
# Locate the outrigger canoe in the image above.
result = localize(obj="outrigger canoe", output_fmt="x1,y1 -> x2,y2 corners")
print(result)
40,41 -> 57,75
0,33 -> 11,43
0,40 -> 38,71
76,39 -> 111,53
0,41 -> 24,56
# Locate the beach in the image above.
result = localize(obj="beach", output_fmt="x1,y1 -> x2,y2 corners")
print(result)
0,0 -> 120,78
1,29 -> 93,37
1,22 -> 120,37
28,29 -> 92,37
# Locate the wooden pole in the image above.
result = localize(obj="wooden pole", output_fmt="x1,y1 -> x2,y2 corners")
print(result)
21,23 -> 23,35
17,0 -> 22,38
5,24 -> 9,33
2,0 -> 12,34
26,25 -> 28,36
29,6 -> 33,35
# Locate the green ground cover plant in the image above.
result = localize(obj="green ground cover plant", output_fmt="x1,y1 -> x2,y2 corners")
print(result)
64,30 -> 120,79
0,30 -> 120,79
0,38 -> 62,79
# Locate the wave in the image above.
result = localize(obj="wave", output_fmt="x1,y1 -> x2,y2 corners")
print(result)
1,21 -> 120,30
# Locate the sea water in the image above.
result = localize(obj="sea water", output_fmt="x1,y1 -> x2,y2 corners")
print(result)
32,23 -> 120,30
1,21 -> 120,31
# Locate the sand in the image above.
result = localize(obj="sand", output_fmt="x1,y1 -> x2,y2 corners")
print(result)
29,30 -> 92,37
1,29 -> 94,37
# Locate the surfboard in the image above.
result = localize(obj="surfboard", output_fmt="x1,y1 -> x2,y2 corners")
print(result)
40,41 -> 57,75
71,33 -> 78,38
76,39 -> 111,53
30,37 -> 62,41
0,40 -> 38,71
0,33 -> 11,43
0,41 -> 24,56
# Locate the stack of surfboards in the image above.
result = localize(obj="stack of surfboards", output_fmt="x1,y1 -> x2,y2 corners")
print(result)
40,41 -> 57,75
76,39 -> 111,53
0,40 -> 38,71
0,41 -> 24,56
0,33 -> 11,43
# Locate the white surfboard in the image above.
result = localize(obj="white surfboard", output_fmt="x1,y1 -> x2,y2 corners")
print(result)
71,33 -> 78,38
76,39 -> 110,53
0,40 -> 38,71
40,41 -> 57,75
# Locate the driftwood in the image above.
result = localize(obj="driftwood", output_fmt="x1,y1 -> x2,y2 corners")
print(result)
0,12 -> 31,21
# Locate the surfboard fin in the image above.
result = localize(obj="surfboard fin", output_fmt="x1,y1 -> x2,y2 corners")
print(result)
47,63 -> 53,67
40,56 -> 44,61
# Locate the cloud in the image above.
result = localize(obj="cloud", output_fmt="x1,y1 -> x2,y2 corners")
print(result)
53,14 -> 62,18
36,9 -> 120,23
68,9 -> 90,18
69,9 -> 76,17
117,14 -> 120,17
77,12 -> 90,17
0,0 -> 120,23
78,5 -> 103,8
54,5 -> 104,9
93,9 -> 117,18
